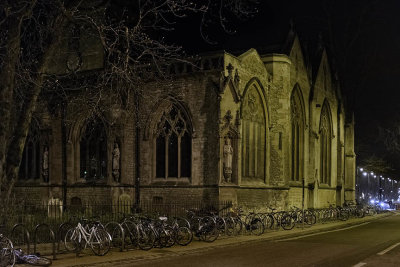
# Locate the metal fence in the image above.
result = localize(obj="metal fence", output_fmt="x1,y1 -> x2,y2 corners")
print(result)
0,199 -> 233,234
0,199 -> 232,258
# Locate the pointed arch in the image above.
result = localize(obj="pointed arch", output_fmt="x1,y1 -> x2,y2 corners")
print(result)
319,99 -> 332,185
240,78 -> 269,182
145,95 -> 194,141
149,96 -> 193,180
290,84 -> 306,181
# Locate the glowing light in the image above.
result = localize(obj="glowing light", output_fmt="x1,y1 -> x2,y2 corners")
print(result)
359,168 -> 364,171
363,172 -> 367,176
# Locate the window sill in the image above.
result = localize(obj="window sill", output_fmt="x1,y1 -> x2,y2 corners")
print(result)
240,178 -> 267,187
75,178 -> 107,185
319,184 -> 335,190
289,181 -> 303,187
151,177 -> 191,186
15,179 -> 47,186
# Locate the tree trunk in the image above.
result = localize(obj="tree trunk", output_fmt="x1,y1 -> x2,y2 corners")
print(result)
0,15 -> 24,195
4,13 -> 67,203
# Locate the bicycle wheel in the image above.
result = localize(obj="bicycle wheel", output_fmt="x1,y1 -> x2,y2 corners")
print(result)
214,217 -> 226,235
281,214 -> 295,230
339,210 -> 350,221
109,224 -> 124,249
368,208 -> 376,216
249,218 -> 264,236
224,217 -> 235,236
157,225 -> 175,248
64,228 -> 79,252
306,214 -> 317,225
356,208 -> 365,218
123,221 -> 139,248
199,216 -> 218,243
0,236 -> 15,267
137,226 -> 155,251
233,217 -> 243,235
90,228 -> 111,256
23,255 -> 52,267
304,211 -> 316,225
320,210 -> 329,223
174,226 -> 193,246
262,214 -> 274,230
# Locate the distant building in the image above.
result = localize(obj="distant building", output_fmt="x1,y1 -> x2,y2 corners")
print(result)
15,30 -> 356,210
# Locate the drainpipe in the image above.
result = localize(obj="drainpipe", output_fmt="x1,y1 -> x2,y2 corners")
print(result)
135,93 -> 140,212
61,102 -> 67,211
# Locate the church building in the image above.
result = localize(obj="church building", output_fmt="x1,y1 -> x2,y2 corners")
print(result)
15,30 -> 356,211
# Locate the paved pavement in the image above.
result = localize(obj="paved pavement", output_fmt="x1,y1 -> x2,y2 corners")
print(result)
41,211 -> 394,267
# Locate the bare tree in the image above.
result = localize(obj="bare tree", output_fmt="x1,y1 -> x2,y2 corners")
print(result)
0,0 -> 258,211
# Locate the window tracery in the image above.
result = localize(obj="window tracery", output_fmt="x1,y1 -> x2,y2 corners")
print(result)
319,102 -> 332,184
290,88 -> 304,182
155,104 -> 191,179
242,84 -> 266,180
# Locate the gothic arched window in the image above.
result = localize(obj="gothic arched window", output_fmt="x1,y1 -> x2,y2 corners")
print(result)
80,118 -> 107,180
19,120 -> 41,180
155,104 -> 191,179
319,102 -> 332,185
290,87 -> 305,181
241,83 -> 266,181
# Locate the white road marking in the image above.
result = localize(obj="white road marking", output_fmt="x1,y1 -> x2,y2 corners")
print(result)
377,242 -> 400,255
277,222 -> 370,241
352,262 -> 367,267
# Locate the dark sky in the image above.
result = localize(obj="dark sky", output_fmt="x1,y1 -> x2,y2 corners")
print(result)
165,0 -> 400,174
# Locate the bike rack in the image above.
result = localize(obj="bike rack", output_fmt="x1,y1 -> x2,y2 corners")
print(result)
11,223 -> 30,254
57,222 -> 73,253
33,223 -> 56,260
105,221 -> 125,252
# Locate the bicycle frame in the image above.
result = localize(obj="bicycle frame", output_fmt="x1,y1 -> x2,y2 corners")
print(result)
71,223 -> 98,249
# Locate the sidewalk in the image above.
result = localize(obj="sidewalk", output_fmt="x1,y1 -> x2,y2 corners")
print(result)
48,212 -> 394,267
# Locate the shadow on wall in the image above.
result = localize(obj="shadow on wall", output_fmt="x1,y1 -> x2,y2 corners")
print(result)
201,78 -> 219,185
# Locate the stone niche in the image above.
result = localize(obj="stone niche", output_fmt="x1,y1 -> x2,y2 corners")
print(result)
219,110 -> 239,185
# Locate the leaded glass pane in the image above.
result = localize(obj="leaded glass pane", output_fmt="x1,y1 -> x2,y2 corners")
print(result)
181,132 -> 191,177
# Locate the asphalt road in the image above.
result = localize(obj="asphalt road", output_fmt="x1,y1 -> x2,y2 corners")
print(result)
130,213 -> 400,267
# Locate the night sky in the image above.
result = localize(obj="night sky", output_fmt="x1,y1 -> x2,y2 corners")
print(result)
164,0 -> 400,176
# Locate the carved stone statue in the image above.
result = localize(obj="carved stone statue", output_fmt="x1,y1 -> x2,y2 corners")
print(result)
112,142 -> 120,182
223,138 -> 233,183
42,146 -> 49,182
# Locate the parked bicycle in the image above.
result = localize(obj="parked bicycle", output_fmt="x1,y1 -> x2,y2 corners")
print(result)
1,234 -> 52,267
64,219 -> 111,256
14,249 -> 52,266
0,234 -> 14,267
186,209 -> 219,242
